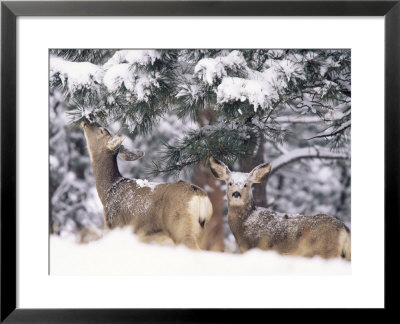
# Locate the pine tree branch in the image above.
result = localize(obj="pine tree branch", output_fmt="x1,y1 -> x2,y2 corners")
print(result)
274,115 -> 323,124
269,147 -> 349,176
306,120 -> 351,140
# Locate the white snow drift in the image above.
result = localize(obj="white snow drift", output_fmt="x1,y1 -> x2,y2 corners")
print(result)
50,228 -> 351,276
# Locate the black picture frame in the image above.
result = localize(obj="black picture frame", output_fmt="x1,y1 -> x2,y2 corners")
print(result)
1,0 -> 398,322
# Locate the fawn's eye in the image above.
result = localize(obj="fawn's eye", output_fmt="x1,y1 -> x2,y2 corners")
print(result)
244,184 -> 247,187
229,182 -> 232,186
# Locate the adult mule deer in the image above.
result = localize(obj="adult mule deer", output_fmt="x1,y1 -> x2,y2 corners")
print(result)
81,121 -> 213,249
209,157 -> 351,260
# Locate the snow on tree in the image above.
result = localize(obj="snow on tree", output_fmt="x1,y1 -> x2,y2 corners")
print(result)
49,49 -> 351,249
154,49 -> 350,172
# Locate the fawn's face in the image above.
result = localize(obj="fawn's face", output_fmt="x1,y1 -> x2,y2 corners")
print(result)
209,157 -> 272,207
81,121 -> 144,161
226,172 -> 253,206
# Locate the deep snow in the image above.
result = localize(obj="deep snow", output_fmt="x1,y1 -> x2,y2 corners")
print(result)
50,228 -> 351,276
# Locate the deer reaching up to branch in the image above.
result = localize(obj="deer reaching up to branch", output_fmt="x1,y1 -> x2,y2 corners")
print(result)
209,157 -> 351,260
82,121 -> 213,249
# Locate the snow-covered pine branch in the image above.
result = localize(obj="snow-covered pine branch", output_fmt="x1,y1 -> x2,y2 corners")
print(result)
49,50 -> 179,135
273,109 -> 350,125
306,120 -> 351,140
50,51 -> 165,104
50,57 -> 103,94
270,147 -> 349,176
273,115 -> 323,124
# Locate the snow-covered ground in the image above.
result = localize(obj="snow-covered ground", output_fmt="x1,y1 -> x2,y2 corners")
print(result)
50,228 -> 351,276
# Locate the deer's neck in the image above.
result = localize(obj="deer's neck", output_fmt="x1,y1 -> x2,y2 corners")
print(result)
228,202 -> 255,241
91,153 -> 122,205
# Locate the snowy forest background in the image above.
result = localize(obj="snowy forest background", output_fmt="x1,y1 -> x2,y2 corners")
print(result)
49,49 -> 351,253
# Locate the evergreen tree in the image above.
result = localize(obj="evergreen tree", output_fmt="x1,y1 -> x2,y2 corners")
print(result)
50,49 -> 350,173
154,49 -> 350,174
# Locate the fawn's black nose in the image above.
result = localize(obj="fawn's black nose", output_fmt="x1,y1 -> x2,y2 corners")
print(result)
232,191 -> 241,198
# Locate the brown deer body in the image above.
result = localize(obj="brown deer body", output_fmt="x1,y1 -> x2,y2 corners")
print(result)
82,121 -> 213,249
210,157 -> 351,260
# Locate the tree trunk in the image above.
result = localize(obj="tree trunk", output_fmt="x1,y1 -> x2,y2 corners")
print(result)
193,165 -> 225,251
240,137 -> 268,207
193,109 -> 225,251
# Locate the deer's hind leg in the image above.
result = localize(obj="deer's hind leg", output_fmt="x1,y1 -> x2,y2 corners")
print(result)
164,210 -> 201,250
138,231 -> 176,247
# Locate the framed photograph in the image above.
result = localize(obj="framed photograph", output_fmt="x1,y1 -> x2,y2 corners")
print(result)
1,0 -> 398,321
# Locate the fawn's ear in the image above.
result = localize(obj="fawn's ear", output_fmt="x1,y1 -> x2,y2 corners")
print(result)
248,162 -> 272,183
118,146 -> 145,161
209,157 -> 231,181
106,134 -> 125,151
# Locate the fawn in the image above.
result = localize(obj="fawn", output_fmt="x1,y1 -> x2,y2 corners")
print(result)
210,157 -> 351,260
